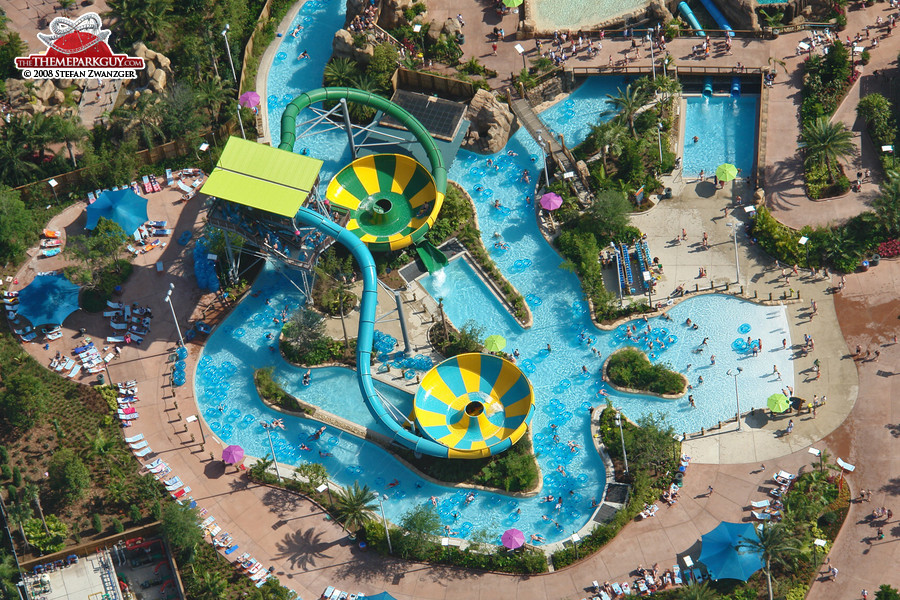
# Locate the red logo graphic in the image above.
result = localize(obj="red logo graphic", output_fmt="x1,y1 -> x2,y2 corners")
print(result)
15,12 -> 145,76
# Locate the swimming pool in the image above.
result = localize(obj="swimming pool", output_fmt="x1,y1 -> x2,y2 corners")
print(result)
682,95 -> 758,177
531,0 -> 650,30
538,75 -> 629,148
198,11 -> 789,545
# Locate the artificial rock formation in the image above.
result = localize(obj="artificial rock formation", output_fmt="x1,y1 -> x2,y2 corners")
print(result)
463,89 -> 517,154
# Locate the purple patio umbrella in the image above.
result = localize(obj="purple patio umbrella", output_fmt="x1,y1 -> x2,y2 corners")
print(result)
238,91 -> 261,108
501,528 -> 525,549
222,445 -> 244,465
539,192 -> 563,211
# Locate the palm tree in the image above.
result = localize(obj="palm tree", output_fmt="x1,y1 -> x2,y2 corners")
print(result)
22,484 -> 49,536
591,121 -> 627,169
324,58 -> 359,88
602,84 -> 649,139
736,522 -> 800,600
198,570 -> 227,600
51,114 -> 88,167
5,501 -> 33,548
873,176 -> 900,237
759,8 -> 784,29
194,76 -> 231,122
22,113 -> 57,162
678,581 -> 719,600
335,482 -> 377,532
347,74 -> 382,122
823,226 -> 857,271
0,137 -> 40,186
799,117 -> 854,183
0,551 -> 19,598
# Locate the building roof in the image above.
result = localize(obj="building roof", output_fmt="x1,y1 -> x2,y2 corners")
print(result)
379,89 -> 467,142
201,136 -> 323,218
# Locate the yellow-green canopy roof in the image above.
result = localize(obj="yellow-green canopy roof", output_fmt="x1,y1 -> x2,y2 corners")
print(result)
200,136 -> 323,218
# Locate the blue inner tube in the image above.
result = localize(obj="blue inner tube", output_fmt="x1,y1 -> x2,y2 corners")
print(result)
738,323 -> 751,334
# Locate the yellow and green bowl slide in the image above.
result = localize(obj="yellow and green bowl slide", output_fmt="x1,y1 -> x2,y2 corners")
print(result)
326,153 -> 444,252
413,353 -> 535,459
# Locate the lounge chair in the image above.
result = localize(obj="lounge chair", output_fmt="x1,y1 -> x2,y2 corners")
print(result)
106,336 -> 125,344
172,487 -> 190,499
692,568 -> 704,582
152,228 -> 172,236
125,433 -> 144,444
164,477 -> 183,490
199,516 -> 215,529
166,168 -> 174,186
118,413 -> 139,421
67,363 -> 82,378
103,310 -> 122,317
152,466 -> 171,479
207,525 -> 221,538
126,245 -> 140,256
110,322 -> 128,330
673,566 -> 683,585
148,220 -> 167,228
255,576 -> 271,588
142,175 -> 152,194
610,583 -> 623,596
775,470 -> 796,483
87,191 -> 96,203
598,592 -> 611,600
751,499 -> 770,509
131,181 -> 141,194
21,332 -> 37,342
133,446 -> 152,458
150,174 -> 161,192
621,583 -> 631,595
129,440 -> 148,450
142,458 -> 162,469
636,579 -> 648,595
177,180 -> 192,194
323,586 -> 335,599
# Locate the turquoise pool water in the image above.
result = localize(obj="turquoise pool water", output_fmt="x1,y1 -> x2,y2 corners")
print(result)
532,0 -> 650,30
538,75 -> 629,148
682,95 -> 758,177
196,6 -> 792,545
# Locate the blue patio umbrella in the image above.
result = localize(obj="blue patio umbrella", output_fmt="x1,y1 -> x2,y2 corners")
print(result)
85,188 -> 149,236
16,274 -> 81,327
698,521 -> 762,581
364,594 -> 398,600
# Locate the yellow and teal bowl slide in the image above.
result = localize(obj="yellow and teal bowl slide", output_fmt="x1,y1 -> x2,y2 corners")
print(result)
326,153 -> 443,252
413,353 -> 535,459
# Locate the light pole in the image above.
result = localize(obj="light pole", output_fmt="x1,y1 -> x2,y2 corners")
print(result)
48,178 -> 59,205
649,30 -> 656,80
515,43 -> 527,72
656,122 -> 664,165
536,132 -> 550,188
260,420 -> 281,481
164,283 -> 184,347
315,482 -> 334,507
727,220 -> 741,285
798,235 -> 809,270
221,24 -> 246,139
615,409 -> 629,474
727,367 -> 743,430
377,493 -> 392,554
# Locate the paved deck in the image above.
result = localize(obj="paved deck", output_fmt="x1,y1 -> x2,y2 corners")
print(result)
5,1 -> 900,597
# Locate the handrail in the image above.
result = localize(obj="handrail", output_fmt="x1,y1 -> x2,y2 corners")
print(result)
568,65 -> 766,76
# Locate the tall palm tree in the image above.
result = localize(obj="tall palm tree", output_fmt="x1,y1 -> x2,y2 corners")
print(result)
0,137 -> 40,186
5,501 -> 33,548
51,114 -> 89,167
335,482 -> 377,532
22,483 -> 49,536
324,58 -> 359,88
736,522 -> 800,600
602,84 -> 649,139
22,113 -> 56,162
591,121 -> 628,169
678,581 -> 719,600
347,74 -> 382,122
799,117 -> 854,183
874,176 -> 900,237
195,76 -> 231,122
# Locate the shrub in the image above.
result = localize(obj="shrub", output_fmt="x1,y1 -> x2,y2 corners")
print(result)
0,372 -> 49,430
11,467 -> 21,487
112,517 -> 125,533
0,446 -> 7,465
860,50 -> 871,65
24,515 -> 68,553
606,348 -> 686,395
92,514 -> 103,533
48,448 -> 91,504
0,466 -> 10,480
129,504 -> 142,523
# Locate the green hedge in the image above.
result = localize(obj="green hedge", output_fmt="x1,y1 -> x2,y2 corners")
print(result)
606,348 -> 685,395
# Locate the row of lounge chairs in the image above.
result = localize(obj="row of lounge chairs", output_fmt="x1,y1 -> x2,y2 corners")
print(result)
589,566 -> 689,600
87,182 -> 144,204
319,587 -> 366,600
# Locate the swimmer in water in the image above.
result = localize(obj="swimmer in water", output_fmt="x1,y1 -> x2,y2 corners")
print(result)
388,479 -> 399,488
693,135 -> 699,143
298,50 -> 310,60
430,496 -> 438,506
300,444 -> 311,451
